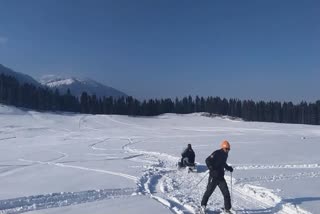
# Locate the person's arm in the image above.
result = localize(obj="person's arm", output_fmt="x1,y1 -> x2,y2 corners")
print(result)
190,149 -> 195,158
205,151 -> 216,171
181,148 -> 187,157
224,163 -> 233,172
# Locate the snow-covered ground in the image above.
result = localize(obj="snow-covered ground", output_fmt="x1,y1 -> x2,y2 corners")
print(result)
0,104 -> 319,214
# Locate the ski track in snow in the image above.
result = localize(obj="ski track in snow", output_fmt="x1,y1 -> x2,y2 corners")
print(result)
236,171 -> 320,184
0,165 -> 34,178
105,115 -> 156,131
0,151 -> 67,178
0,122 -> 142,213
235,164 -> 320,170
89,138 -> 110,151
0,137 -> 16,141
0,188 -> 135,214
19,158 -> 138,182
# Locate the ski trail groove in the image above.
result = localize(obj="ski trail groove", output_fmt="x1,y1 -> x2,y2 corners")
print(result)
0,188 -> 136,214
89,138 -> 110,151
0,137 -> 16,141
19,158 -> 138,182
236,171 -> 320,184
235,163 -> 320,170
106,116 -> 155,130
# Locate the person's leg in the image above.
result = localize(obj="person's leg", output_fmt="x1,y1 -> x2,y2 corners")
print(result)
180,157 -> 184,167
201,176 -> 218,206
218,178 -> 231,210
182,157 -> 189,166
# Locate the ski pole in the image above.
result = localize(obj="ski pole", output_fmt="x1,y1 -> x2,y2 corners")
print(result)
188,170 -> 209,195
230,171 -> 233,205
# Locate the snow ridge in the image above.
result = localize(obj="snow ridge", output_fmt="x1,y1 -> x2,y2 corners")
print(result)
0,188 -> 135,214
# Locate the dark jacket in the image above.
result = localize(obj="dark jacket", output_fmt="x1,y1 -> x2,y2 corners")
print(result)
205,149 -> 232,179
181,147 -> 195,163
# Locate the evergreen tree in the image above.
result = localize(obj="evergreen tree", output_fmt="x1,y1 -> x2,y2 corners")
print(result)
2,73 -> 320,125
80,92 -> 89,113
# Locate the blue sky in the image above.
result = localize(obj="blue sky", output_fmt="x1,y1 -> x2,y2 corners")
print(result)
0,0 -> 319,102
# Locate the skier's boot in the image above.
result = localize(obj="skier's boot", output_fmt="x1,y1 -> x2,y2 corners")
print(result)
200,205 -> 206,214
223,208 -> 232,213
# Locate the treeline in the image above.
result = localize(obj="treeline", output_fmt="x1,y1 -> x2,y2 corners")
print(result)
1,73 -> 320,125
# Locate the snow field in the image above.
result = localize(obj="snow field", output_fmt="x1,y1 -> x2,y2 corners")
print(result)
0,104 -> 319,213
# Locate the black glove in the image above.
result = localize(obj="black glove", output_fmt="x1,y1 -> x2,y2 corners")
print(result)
226,166 -> 233,172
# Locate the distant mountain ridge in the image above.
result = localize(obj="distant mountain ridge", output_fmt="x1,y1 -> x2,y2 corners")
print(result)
40,75 -> 127,98
0,64 -> 41,87
0,64 -> 127,98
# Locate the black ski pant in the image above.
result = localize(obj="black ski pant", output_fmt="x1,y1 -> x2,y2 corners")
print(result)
181,157 -> 191,166
201,175 -> 231,210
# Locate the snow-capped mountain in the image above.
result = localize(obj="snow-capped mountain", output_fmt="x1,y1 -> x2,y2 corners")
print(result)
0,64 -> 41,87
0,64 -> 128,98
40,75 -> 127,98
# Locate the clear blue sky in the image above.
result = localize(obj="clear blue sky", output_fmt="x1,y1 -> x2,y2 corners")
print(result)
0,0 -> 319,102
